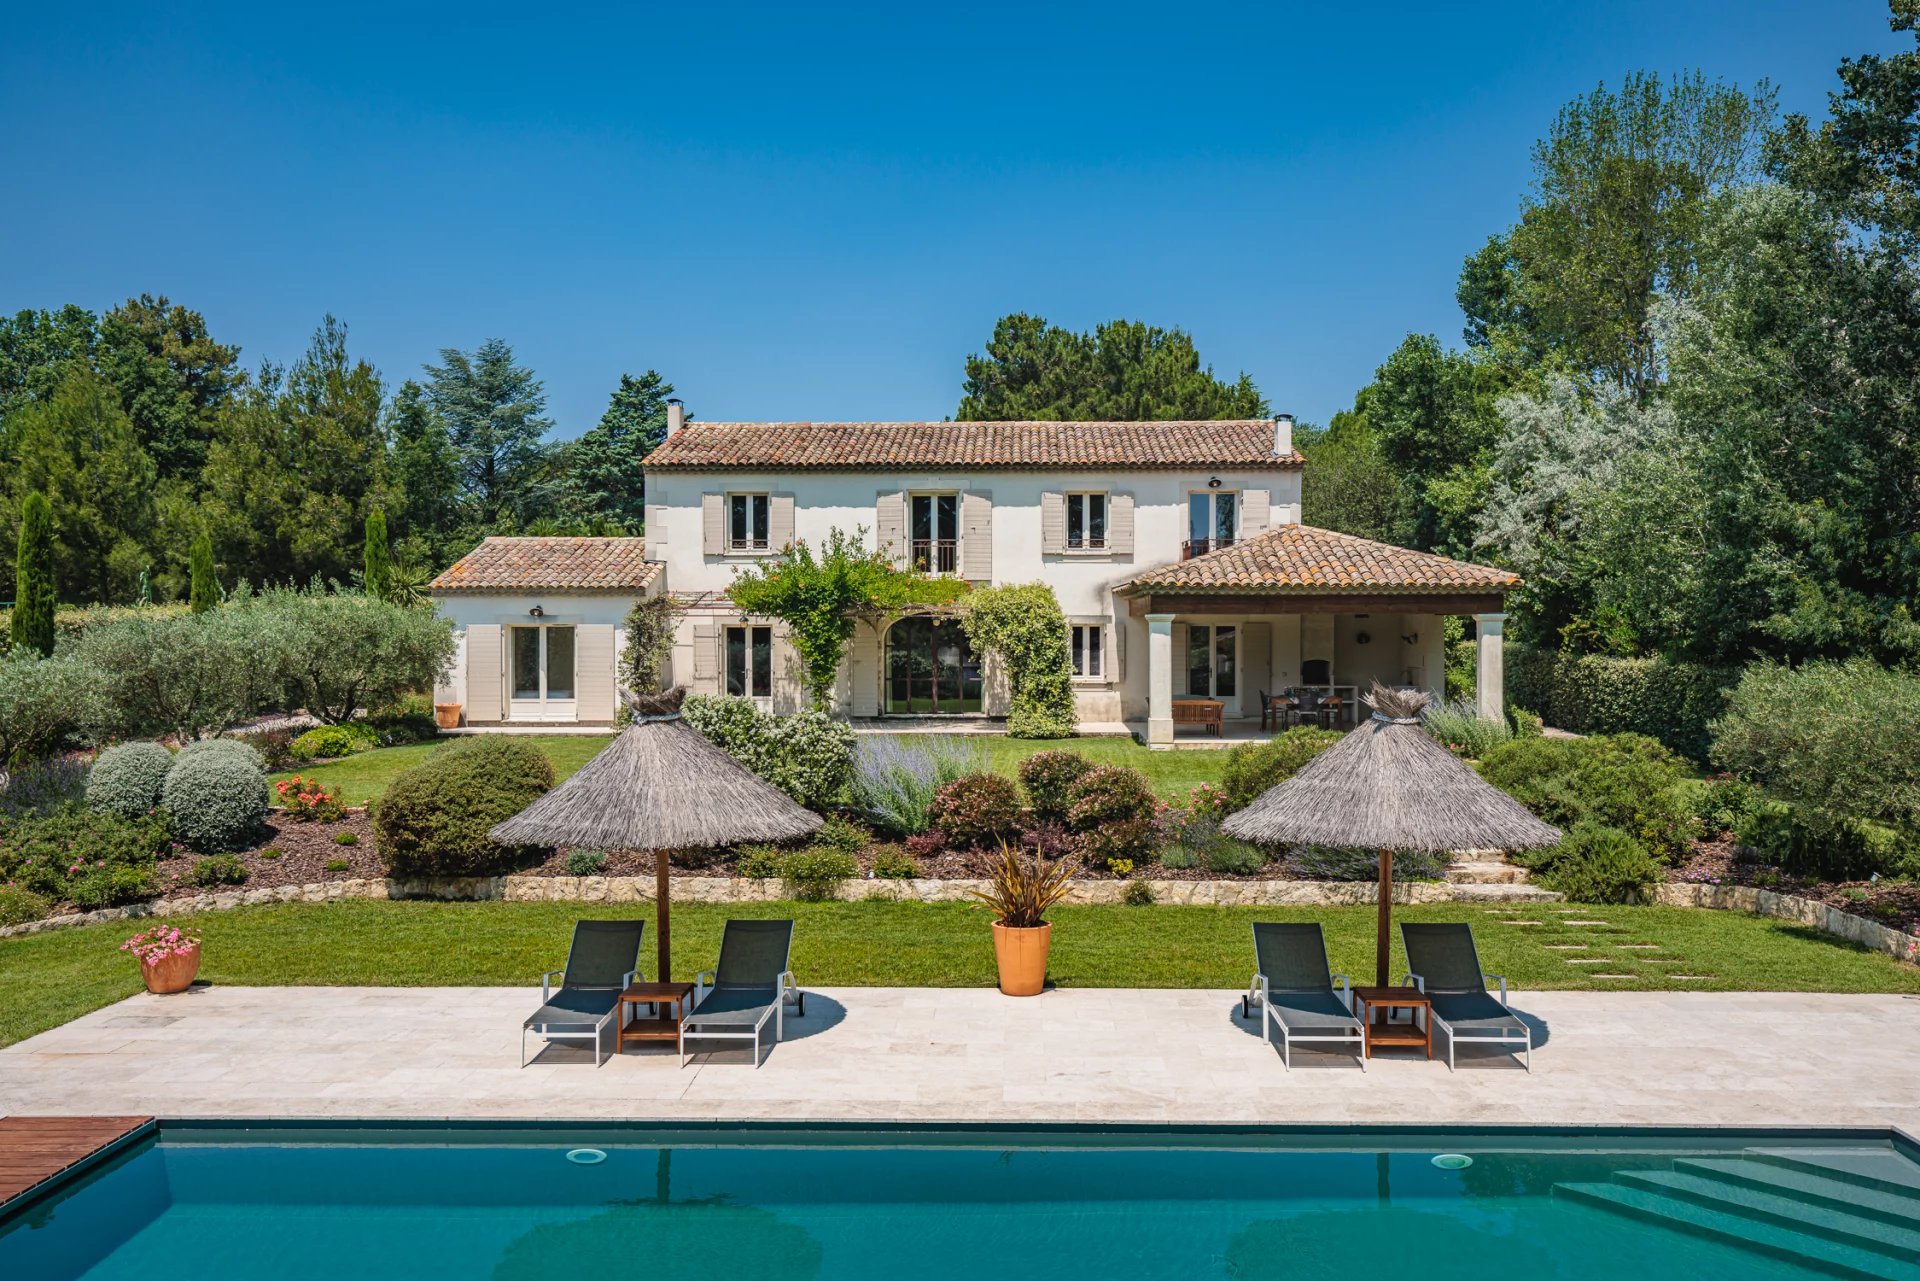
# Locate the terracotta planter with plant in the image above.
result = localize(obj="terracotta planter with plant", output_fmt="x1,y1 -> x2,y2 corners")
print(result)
971,845 -> 1076,997
434,703 -> 463,730
122,926 -> 201,995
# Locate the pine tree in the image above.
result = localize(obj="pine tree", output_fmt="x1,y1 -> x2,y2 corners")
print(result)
11,492 -> 57,655
565,370 -> 674,530
363,508 -> 392,601
188,531 -> 217,614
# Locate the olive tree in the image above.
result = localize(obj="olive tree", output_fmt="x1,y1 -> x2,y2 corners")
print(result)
244,585 -> 455,723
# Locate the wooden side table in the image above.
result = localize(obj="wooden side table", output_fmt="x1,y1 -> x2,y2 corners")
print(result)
1351,986 -> 1432,1061
617,982 -> 696,1052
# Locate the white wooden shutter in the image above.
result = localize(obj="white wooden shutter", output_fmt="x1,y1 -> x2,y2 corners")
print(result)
771,620 -> 803,712
875,491 -> 907,567
575,624 -> 616,721
1108,491 -> 1135,557
1241,488 -> 1270,537
1171,623 -> 1189,695
691,622 -> 720,693
769,492 -> 796,551
1241,621 -> 1272,704
701,493 -> 724,556
1040,491 -> 1066,554
1110,615 -> 1124,681
961,490 -> 993,581
466,625 -> 502,722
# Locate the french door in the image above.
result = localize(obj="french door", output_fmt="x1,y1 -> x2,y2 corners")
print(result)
910,494 -> 959,574
885,617 -> 983,714
1185,624 -> 1237,700
508,625 -> 577,721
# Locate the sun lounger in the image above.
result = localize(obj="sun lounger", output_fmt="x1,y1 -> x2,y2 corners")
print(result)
1240,921 -> 1365,1070
1401,922 -> 1532,1071
521,919 -> 644,1068
680,919 -> 804,1068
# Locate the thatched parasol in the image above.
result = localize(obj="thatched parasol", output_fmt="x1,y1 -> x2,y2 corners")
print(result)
1222,683 -> 1560,986
489,687 -> 822,981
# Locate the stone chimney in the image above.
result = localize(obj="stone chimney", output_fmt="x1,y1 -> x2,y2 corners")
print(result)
1273,412 -> 1294,457
666,398 -> 685,437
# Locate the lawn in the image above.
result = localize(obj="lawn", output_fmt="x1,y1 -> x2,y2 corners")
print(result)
5,897 -> 1916,1048
276,732 -> 1228,807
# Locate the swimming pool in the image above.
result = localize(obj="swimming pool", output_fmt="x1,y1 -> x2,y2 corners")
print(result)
4,1124 -> 1917,1280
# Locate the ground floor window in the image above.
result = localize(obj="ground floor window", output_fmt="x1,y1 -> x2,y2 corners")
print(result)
1070,623 -> 1104,678
510,625 -> 576,702
885,616 -> 982,714
726,624 -> 773,699
1186,624 -> 1235,698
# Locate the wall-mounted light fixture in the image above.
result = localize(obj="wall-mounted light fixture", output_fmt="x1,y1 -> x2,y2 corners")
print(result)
1401,632 -> 1419,646
1207,477 -> 1222,489
528,606 -> 544,618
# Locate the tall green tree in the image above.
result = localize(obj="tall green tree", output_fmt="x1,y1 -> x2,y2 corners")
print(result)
0,305 -> 98,422
1296,412 -> 1398,543
188,530 -> 217,614
363,507 -> 392,600
0,365 -> 157,605
96,295 -> 243,482
201,317 -> 391,584
10,492 -> 57,655
385,380 -> 460,549
957,314 -> 1268,420
1469,72 -> 1776,397
424,338 -> 553,526
565,370 -> 674,529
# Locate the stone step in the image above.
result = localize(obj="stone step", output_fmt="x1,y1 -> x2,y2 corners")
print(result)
1445,883 -> 1564,903
1444,860 -> 1530,884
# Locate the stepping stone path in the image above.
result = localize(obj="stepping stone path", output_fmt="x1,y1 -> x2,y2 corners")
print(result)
1544,944 -> 1587,950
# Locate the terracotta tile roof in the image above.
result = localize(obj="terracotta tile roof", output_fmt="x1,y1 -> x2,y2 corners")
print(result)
1125,524 -> 1521,595
642,420 -> 1303,470
429,537 -> 659,593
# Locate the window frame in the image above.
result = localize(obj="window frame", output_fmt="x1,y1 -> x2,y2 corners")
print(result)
724,623 -> 774,701
1063,491 -> 1109,552
1184,490 -> 1239,560
908,491 -> 961,575
1069,622 -> 1106,681
727,492 -> 772,553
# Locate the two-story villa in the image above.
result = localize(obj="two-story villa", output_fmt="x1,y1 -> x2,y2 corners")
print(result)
430,404 -> 1518,746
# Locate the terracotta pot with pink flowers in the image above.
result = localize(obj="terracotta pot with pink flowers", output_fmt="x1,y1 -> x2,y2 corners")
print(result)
122,926 -> 201,994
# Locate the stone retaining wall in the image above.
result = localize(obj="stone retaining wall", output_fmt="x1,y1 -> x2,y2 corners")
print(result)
1653,882 -> 1920,961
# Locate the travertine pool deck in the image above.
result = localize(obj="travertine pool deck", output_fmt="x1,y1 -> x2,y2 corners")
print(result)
2,987 -> 1916,1129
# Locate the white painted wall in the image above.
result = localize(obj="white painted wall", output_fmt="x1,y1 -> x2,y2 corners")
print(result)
432,591 -> 642,725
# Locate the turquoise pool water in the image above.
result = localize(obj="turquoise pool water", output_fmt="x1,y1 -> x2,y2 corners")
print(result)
4,1127 -> 1917,1280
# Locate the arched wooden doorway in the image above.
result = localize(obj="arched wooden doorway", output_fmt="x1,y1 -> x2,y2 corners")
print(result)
884,617 -> 983,714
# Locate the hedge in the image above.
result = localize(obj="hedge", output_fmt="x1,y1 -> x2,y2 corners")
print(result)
1505,646 -> 1736,761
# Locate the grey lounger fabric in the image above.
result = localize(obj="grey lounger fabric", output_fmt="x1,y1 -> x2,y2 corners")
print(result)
681,919 -> 804,1067
1241,922 -> 1365,1069
1400,922 -> 1532,1071
521,919 -> 644,1067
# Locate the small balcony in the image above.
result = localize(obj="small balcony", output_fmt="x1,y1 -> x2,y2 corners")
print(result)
1065,535 -> 1107,551
911,538 -> 959,574
1181,536 -> 1235,561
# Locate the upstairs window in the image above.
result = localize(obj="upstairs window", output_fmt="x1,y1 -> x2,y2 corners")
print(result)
729,494 -> 770,552
1184,491 -> 1237,560
910,493 -> 959,574
1066,493 -> 1108,550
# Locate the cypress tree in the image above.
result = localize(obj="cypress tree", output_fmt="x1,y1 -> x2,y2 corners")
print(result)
189,531 -> 217,614
11,492 -> 57,656
363,508 -> 392,601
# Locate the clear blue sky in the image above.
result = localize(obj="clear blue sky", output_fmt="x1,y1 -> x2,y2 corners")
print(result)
0,2 -> 1902,434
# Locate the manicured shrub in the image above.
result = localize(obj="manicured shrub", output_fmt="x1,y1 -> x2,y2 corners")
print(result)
1065,764 -> 1158,867
12,492 -> 57,656
565,849 -> 607,875
1478,733 -> 1698,861
1421,700 -> 1513,758
780,847 -> 858,900
1291,846 -> 1449,881
289,722 -> 380,762
849,735 -> 984,835
868,845 -> 921,879
736,844 -> 784,879
176,737 -> 268,775
1218,727 -> 1342,810
191,854 -> 249,887
812,815 -> 871,854
160,753 -> 270,853
86,741 -> 175,820
682,696 -> 856,810
372,736 -> 555,876
0,884 -> 52,926
1711,659 -> 1920,863
1527,822 -> 1663,904
1204,842 -> 1266,876
926,772 -> 1022,849
1505,645 -> 1736,761
1017,750 -> 1095,825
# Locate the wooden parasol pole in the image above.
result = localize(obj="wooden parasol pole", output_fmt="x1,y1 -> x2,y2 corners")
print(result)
1376,847 -> 1393,987
655,848 -> 671,982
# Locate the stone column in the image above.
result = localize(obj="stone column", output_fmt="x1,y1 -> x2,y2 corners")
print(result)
1474,612 -> 1506,721
1146,613 -> 1176,748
